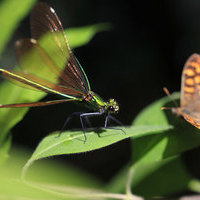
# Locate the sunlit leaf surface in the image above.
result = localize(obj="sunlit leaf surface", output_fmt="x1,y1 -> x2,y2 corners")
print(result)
23,124 -> 172,177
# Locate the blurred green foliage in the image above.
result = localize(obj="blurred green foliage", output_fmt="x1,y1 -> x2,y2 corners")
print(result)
0,0 -> 37,57
1,0 -> 200,199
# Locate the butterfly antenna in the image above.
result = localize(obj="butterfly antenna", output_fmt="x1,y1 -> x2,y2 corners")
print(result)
162,87 -> 178,110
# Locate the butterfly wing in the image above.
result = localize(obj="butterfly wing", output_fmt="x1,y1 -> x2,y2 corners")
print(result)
180,53 -> 200,108
182,112 -> 200,129
179,53 -> 200,128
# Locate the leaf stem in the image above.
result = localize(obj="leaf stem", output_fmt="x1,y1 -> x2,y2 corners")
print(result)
24,181 -> 128,199
125,166 -> 143,200
21,158 -> 34,180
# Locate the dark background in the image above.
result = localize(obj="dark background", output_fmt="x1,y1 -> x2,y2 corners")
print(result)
2,0 -> 200,183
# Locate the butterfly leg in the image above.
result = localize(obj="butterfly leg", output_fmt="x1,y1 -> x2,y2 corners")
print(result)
80,112 -> 104,143
104,113 -> 126,135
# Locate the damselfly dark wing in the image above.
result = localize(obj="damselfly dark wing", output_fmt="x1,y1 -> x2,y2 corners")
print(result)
15,38 -> 85,98
0,2 -> 91,108
30,2 -> 91,94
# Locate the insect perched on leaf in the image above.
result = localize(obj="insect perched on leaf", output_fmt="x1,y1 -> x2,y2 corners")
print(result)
0,2 -> 123,142
162,53 -> 200,129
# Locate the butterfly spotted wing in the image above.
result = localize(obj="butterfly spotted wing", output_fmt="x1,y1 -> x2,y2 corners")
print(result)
177,53 -> 200,128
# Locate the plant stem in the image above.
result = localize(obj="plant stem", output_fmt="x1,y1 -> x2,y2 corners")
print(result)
125,167 -> 144,200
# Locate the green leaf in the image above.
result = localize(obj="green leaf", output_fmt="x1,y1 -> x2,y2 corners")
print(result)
108,93 -> 200,196
0,83 -> 44,142
0,0 -> 37,57
107,155 -> 194,197
126,93 -> 200,196
133,93 -> 200,164
0,178 -> 75,200
131,156 -> 192,197
0,135 -> 11,165
7,146 -> 102,188
0,172 -> 100,200
0,146 -> 119,200
0,178 -> 118,200
67,23 -> 111,48
188,179 -> 200,193
23,125 -> 172,177
133,92 -> 180,126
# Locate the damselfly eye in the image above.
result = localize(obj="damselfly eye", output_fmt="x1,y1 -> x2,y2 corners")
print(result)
108,105 -> 118,113
107,99 -> 119,113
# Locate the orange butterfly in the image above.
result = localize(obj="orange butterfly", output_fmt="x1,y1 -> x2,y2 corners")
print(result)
163,53 -> 200,128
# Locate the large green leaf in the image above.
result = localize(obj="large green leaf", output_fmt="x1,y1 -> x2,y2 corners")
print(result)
132,93 -> 200,165
106,156 -> 194,197
8,146 -> 102,188
0,0 -> 37,57
0,146 -> 102,199
23,124 -> 172,177
129,93 -> 200,196
131,156 -> 192,197
107,93 -> 200,197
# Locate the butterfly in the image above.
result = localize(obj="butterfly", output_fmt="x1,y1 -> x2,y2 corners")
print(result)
164,53 -> 200,128
0,2 -> 123,142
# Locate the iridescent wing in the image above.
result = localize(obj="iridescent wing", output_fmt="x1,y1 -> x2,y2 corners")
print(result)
30,2 -> 91,93
0,68 -> 84,98
15,38 -> 86,97
0,2 -> 91,108
11,2 -> 90,96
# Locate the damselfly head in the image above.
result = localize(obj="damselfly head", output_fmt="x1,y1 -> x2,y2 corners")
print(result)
106,99 -> 119,113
